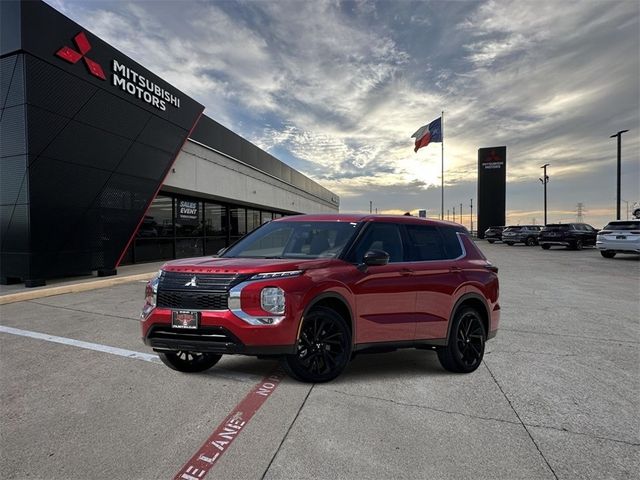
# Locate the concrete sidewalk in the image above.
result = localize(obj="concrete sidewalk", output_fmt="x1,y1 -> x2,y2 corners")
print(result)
0,261 -> 165,305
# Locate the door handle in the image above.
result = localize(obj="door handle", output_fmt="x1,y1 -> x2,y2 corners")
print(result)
400,268 -> 414,276
450,266 -> 462,273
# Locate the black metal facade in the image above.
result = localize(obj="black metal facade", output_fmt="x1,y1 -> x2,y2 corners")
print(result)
0,1 -> 203,284
477,146 -> 507,239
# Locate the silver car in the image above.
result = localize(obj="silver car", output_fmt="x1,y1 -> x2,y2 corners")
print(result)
596,220 -> 640,258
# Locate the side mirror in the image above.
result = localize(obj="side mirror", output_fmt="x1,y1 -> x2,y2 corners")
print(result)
363,249 -> 390,266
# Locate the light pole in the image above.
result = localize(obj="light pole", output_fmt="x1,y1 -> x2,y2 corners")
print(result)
470,198 -> 473,233
539,164 -> 550,225
453,206 -> 456,223
610,130 -> 629,220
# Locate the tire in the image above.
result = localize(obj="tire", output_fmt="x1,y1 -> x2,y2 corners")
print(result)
541,244 -> 551,250
158,351 -> 222,373
572,239 -> 583,250
437,307 -> 486,373
282,306 -> 352,383
505,242 -> 514,246
601,250 -> 616,258
526,237 -> 536,246
487,239 -> 495,244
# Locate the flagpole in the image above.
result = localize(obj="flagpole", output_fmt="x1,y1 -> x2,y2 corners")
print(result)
441,110 -> 444,220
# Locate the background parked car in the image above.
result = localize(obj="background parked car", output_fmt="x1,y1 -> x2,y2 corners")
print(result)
484,226 -> 505,243
501,225 -> 543,246
596,220 -> 640,258
539,223 -> 598,250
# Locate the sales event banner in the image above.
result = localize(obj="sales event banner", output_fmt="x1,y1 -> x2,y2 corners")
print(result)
177,199 -> 200,224
477,146 -> 506,239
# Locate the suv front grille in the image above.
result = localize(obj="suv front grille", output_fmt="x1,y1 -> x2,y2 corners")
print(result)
157,272 -> 249,311
157,291 -> 228,310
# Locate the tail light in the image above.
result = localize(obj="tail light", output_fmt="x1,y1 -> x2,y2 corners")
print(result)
485,263 -> 499,273
599,230 -> 612,234
630,231 -> 640,234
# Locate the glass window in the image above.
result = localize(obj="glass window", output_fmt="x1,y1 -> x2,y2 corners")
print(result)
137,195 -> 173,238
175,198 -> 203,237
224,221 -> 358,259
404,225 -> 446,261
204,203 -> 226,236
134,238 -> 174,262
351,223 -> 404,263
603,221 -> 640,230
230,208 -> 246,237
440,227 -> 464,259
262,212 -> 273,224
176,238 -> 204,258
247,209 -> 261,232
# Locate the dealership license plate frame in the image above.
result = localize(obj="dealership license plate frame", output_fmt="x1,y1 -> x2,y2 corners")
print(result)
172,310 -> 200,329
616,235 -> 627,240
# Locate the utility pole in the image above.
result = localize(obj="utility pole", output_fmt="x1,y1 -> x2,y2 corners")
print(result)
453,207 -> 456,223
460,203 -> 463,225
539,164 -> 550,225
447,209 -> 450,221
470,198 -> 473,233
369,201 -> 372,214
610,130 -> 629,220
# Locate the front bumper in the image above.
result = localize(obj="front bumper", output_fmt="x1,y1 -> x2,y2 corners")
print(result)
143,324 -> 295,355
142,307 -> 299,354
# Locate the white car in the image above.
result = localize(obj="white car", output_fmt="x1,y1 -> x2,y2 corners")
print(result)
596,220 -> 640,258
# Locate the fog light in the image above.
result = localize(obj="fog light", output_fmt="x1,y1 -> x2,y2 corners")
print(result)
261,287 -> 285,314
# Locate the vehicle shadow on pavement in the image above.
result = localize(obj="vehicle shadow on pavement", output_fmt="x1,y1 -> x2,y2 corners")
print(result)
338,349 -> 448,382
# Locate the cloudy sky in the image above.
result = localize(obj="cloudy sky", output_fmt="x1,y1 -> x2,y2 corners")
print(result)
47,0 -> 639,228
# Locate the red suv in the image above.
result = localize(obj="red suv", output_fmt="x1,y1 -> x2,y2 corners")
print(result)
141,215 -> 500,382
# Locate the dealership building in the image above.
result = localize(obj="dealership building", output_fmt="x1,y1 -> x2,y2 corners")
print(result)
0,0 -> 339,287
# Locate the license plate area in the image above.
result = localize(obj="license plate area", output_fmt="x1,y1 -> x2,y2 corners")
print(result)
172,310 -> 200,329
616,235 -> 627,239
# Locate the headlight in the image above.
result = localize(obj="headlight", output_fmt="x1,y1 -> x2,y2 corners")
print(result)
141,272 -> 161,319
261,287 -> 285,314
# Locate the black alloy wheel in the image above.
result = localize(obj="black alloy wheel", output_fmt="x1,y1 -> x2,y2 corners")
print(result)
601,250 -> 616,258
282,306 -> 351,383
487,239 -> 495,244
437,307 -> 486,373
526,237 -> 536,246
506,242 -> 514,246
572,239 -> 583,250
158,351 -> 222,373
541,244 -> 551,250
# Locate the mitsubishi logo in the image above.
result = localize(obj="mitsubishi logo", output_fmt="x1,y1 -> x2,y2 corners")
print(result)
185,276 -> 198,287
56,32 -> 106,80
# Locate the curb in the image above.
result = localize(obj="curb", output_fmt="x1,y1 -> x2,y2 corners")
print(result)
0,272 -> 156,305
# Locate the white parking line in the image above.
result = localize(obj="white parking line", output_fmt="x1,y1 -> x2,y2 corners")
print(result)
0,325 -> 260,382
0,325 -> 161,362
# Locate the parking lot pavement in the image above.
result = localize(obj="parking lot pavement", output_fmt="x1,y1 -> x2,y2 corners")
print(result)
1,244 -> 638,479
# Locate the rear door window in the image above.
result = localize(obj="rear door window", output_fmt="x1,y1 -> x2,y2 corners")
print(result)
404,225 -> 447,261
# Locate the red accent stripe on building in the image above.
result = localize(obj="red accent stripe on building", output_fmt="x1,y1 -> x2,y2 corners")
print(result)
174,367 -> 286,480
115,110 -> 204,268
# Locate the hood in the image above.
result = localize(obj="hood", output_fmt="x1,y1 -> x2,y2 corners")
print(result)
160,256 -> 343,275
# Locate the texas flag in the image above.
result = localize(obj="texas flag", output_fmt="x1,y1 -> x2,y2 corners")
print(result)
411,117 -> 442,152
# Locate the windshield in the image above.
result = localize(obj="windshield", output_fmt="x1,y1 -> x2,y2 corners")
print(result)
545,224 -> 570,231
603,221 -> 640,231
504,227 -> 521,232
222,221 -> 359,259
